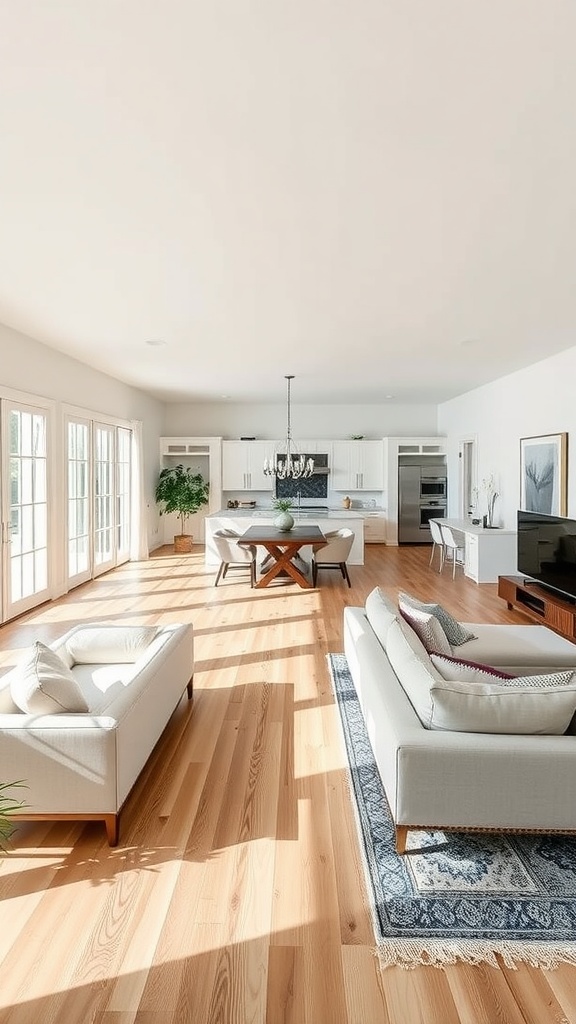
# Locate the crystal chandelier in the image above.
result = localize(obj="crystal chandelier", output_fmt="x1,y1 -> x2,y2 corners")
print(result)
263,375 -> 315,479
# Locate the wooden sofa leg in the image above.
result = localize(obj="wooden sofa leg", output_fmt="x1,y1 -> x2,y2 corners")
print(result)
105,814 -> 119,846
395,825 -> 408,855
186,676 -> 194,700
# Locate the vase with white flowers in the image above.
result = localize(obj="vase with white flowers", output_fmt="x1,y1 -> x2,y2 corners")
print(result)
482,475 -> 499,528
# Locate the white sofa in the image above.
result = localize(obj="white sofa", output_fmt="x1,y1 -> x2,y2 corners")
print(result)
0,622 -> 194,845
343,590 -> 576,854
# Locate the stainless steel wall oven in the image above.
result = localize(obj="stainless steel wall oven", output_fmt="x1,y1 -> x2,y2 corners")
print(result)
398,461 -> 448,543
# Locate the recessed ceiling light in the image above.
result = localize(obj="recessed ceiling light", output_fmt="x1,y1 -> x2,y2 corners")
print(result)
145,338 -> 166,347
384,394 -> 395,399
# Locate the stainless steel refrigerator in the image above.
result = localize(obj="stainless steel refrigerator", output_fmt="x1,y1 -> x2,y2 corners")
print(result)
398,464 -> 447,543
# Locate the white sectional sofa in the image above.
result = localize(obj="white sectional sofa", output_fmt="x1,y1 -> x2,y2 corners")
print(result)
0,622 -> 194,845
343,589 -> 576,854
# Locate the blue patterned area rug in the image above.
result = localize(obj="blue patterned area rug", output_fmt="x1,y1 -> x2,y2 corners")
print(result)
328,653 -> 576,969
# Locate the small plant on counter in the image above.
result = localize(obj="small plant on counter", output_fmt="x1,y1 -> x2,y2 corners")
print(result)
272,498 -> 293,512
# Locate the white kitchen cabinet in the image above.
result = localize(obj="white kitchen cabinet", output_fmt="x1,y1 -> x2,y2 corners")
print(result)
222,441 -> 276,491
331,441 -> 384,491
363,513 -> 387,543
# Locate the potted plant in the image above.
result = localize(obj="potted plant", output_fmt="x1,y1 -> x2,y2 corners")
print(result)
272,497 -> 295,532
155,464 -> 210,553
0,782 -> 26,853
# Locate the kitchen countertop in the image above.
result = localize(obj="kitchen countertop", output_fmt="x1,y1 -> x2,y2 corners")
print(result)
208,508 -> 366,519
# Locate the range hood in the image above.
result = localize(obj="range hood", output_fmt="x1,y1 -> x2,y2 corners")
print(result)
309,453 -> 329,475
275,453 -> 329,499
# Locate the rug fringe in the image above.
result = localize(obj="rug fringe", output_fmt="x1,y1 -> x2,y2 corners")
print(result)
373,939 -> 576,970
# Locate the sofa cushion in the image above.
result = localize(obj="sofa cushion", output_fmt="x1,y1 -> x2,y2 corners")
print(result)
10,641 -> 90,714
430,652 -> 514,684
64,625 -> 158,665
398,591 -> 476,647
454,624 -> 576,668
365,587 -> 397,649
397,599 -> 452,656
429,671 -> 576,734
385,616 -> 444,728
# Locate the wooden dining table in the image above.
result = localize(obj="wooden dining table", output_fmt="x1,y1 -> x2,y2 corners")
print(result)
237,524 -> 327,589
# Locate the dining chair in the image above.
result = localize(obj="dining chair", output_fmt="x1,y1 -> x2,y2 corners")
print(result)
311,528 -> 354,587
428,519 -> 446,572
439,524 -> 465,579
213,529 -> 257,587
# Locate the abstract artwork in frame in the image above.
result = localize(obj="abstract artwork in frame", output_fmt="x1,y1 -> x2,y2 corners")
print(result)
520,433 -> 568,517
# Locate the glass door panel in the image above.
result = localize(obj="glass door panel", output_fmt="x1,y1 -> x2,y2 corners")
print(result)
116,426 -> 131,564
94,423 -> 115,576
67,418 -> 92,587
3,405 -> 51,619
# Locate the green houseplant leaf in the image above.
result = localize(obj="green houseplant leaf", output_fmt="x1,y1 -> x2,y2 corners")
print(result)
272,498 -> 293,512
0,781 -> 26,852
155,464 -> 210,536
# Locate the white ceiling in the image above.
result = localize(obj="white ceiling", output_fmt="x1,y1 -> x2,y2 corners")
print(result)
1,1 -> 575,406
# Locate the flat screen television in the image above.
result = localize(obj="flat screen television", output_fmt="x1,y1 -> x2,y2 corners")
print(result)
517,509 -> 576,602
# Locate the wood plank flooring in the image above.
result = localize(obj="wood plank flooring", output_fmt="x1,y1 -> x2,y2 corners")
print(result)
0,543 -> 575,1023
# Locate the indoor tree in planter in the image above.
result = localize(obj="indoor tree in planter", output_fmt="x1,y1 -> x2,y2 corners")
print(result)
155,464 -> 210,553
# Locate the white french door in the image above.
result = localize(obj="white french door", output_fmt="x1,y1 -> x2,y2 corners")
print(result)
67,418 -> 91,588
94,423 -> 115,576
1,402 -> 51,621
116,426 -> 131,565
66,417 -> 132,587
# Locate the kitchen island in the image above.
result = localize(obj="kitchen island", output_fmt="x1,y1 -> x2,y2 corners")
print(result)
205,509 -> 365,565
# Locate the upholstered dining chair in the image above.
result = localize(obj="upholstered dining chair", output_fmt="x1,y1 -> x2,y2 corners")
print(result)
428,519 -> 446,572
439,523 -> 465,579
311,528 -> 354,587
213,529 -> 257,587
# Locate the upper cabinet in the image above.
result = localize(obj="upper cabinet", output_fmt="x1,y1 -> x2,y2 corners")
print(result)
392,438 -> 446,457
331,440 -> 384,491
222,440 -> 276,491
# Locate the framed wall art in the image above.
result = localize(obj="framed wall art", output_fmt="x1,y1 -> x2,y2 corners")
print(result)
519,432 -> 568,517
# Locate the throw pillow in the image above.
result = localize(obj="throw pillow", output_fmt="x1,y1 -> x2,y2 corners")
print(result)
64,625 -> 158,665
365,587 -> 397,649
397,602 -> 452,656
430,652 -> 513,684
429,670 -> 576,734
398,591 -> 476,646
385,616 -> 445,727
10,641 -> 89,714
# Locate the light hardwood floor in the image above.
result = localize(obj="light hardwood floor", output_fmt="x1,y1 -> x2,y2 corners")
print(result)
1,543 -> 575,1023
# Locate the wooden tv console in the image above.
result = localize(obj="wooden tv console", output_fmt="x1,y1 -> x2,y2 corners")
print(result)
498,575 -> 576,643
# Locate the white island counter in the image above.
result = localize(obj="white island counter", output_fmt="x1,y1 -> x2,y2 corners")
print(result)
205,509 -> 365,565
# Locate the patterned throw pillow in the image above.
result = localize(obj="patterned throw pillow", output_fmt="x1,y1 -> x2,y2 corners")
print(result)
430,652 -> 513,684
397,603 -> 452,656
398,591 -> 476,647
428,671 -> 576,734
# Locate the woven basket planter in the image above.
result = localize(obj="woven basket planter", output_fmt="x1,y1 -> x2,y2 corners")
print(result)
174,534 -> 193,554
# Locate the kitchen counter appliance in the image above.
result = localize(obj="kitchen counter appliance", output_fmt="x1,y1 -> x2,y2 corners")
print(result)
398,462 -> 447,543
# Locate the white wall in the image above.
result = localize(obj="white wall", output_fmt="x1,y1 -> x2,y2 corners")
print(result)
162,401 -> 439,439
0,324 -> 165,548
438,345 -> 576,529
